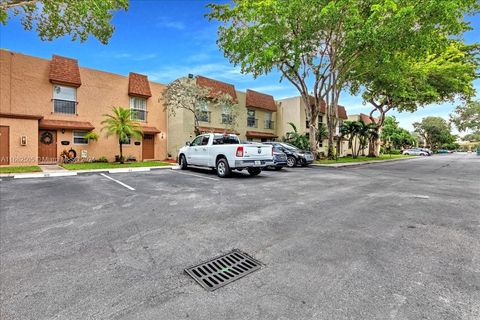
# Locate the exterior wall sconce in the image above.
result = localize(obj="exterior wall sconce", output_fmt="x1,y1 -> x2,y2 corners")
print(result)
61,129 -> 65,134
20,135 -> 27,146
160,132 -> 165,139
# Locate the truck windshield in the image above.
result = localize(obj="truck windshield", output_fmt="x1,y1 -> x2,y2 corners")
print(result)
212,134 -> 240,145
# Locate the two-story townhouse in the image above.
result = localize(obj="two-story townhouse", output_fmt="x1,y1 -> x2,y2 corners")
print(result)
346,113 -> 380,156
0,50 -> 167,166
166,76 -> 278,158
277,96 -> 349,156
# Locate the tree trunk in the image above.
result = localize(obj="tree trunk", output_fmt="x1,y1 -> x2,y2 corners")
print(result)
336,138 -> 341,158
119,142 -> 124,164
368,136 -> 377,157
309,124 -> 317,154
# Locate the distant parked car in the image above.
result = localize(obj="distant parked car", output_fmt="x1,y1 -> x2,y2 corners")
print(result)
263,142 -> 314,167
419,148 -> 433,155
402,148 -> 429,156
436,149 -> 452,154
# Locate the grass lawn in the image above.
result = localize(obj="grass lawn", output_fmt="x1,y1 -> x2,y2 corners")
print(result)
315,154 -> 413,164
61,161 -> 174,170
0,166 -> 42,174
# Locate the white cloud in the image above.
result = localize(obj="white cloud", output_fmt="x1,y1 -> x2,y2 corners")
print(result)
98,52 -> 158,61
143,63 -> 250,84
238,85 -> 291,93
156,16 -> 186,30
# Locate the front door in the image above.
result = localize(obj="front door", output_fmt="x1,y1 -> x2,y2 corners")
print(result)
142,134 -> 155,160
38,130 -> 57,164
0,126 -> 9,165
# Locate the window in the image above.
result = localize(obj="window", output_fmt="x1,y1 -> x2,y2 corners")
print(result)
221,105 -> 233,124
53,85 -> 77,114
213,134 -> 240,145
130,97 -> 147,121
247,109 -> 257,127
201,135 -> 210,145
190,135 -> 203,146
306,120 -> 310,128
73,130 -> 88,144
196,101 -> 210,122
318,115 -> 323,125
264,112 -> 274,129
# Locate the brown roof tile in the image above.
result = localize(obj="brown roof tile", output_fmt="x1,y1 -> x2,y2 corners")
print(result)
196,76 -> 237,101
198,126 -> 239,135
338,106 -> 348,119
245,131 -> 278,139
141,126 -> 161,134
246,89 -> 277,112
308,97 -> 347,119
359,113 -> 378,124
128,73 -> 152,98
39,119 -> 94,131
0,112 -> 43,120
49,55 -> 82,87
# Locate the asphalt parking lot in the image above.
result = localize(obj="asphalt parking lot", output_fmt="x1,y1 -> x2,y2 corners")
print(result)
1,154 -> 479,320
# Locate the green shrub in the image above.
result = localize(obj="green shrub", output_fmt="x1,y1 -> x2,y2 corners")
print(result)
96,156 -> 108,163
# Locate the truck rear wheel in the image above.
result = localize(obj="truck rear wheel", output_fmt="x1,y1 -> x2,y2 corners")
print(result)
179,155 -> 188,170
247,167 -> 261,176
216,158 -> 231,178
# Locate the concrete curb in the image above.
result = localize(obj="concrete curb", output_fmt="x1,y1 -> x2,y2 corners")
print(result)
311,156 -> 420,168
0,165 -> 175,180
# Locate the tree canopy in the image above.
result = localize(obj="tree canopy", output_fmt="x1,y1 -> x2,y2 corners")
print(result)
380,116 -> 417,150
207,0 -> 480,158
163,77 -> 238,136
413,117 -> 456,150
450,100 -> 480,132
0,0 -> 128,44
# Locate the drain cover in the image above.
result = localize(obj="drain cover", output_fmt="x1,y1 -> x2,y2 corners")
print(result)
185,249 -> 262,291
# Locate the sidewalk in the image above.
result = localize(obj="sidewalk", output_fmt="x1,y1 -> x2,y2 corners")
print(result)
311,156 -> 420,168
0,164 -> 176,179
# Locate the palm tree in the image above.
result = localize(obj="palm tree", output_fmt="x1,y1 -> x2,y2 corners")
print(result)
284,122 -> 309,150
101,107 -> 143,163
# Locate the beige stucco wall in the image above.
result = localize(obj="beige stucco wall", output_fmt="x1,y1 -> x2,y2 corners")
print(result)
166,90 -> 278,158
0,118 -> 38,166
0,50 -> 167,165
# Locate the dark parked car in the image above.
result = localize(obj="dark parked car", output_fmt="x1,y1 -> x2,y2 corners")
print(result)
268,146 -> 288,170
263,142 -> 314,167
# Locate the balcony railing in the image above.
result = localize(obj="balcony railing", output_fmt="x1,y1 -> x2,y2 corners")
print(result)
221,114 -> 233,124
197,111 -> 211,123
264,120 -> 275,130
53,99 -> 77,114
247,117 -> 258,128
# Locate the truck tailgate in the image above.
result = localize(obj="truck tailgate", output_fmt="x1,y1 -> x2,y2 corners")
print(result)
243,145 -> 272,159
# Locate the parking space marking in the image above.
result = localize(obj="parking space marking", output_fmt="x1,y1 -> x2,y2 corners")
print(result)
100,173 -> 136,191
169,170 -> 219,181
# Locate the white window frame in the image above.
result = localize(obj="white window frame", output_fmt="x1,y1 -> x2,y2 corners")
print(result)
130,96 -> 147,121
53,85 -> 77,114
73,130 -> 88,145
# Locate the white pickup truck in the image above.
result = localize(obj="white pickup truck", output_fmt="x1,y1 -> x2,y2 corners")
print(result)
178,133 -> 274,177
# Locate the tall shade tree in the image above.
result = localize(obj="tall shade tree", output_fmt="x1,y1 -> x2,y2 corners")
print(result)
0,0 -> 128,44
381,116 -> 417,150
348,6 -> 480,156
101,107 -> 143,163
413,117 -> 456,151
163,76 -> 238,136
207,0 -> 375,156
207,0 -> 478,158
450,100 -> 480,132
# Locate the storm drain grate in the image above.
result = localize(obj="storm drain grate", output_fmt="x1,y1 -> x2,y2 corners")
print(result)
185,249 -> 263,291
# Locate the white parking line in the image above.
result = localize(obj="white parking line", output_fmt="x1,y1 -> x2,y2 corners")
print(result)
169,170 -> 219,181
100,173 -> 136,190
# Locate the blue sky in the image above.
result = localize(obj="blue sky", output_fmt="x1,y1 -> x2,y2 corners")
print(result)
0,0 -> 478,132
